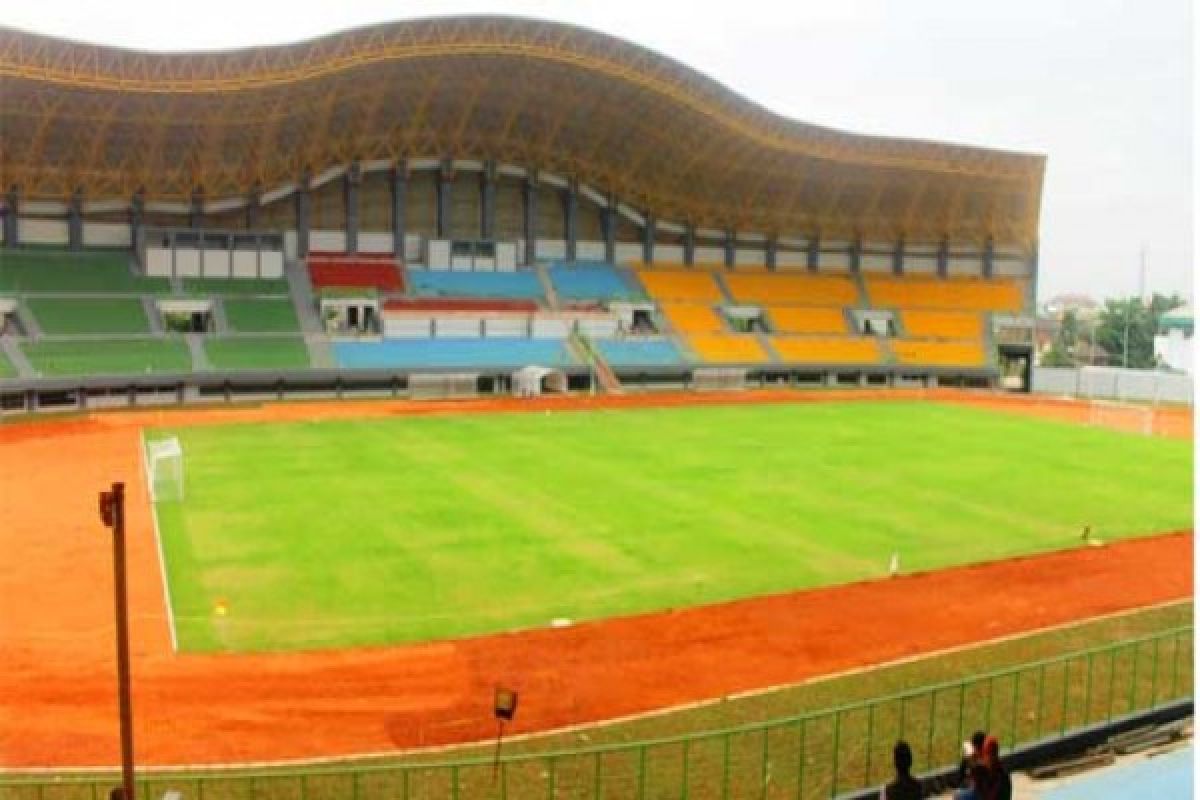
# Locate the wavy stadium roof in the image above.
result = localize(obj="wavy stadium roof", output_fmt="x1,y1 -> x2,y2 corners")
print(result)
0,15 -> 1045,247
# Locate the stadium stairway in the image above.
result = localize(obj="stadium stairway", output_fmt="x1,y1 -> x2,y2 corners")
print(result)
851,269 -> 870,307
710,271 -> 738,305
568,330 -> 623,393
535,264 -> 561,309
210,298 -> 231,334
141,297 -> 164,334
14,300 -> 42,338
755,331 -> 782,363
0,336 -> 36,378
284,260 -> 333,367
185,333 -> 210,370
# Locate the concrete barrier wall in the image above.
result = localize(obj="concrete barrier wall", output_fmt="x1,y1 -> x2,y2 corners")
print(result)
1033,367 -> 1193,405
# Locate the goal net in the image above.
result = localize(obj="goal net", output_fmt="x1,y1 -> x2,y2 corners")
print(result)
145,436 -> 185,503
1087,400 -> 1154,437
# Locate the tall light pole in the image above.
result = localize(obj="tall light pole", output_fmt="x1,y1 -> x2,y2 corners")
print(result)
1122,246 -> 1147,369
99,482 -> 136,800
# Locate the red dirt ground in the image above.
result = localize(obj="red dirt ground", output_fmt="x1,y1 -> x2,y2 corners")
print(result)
0,390 -> 1191,767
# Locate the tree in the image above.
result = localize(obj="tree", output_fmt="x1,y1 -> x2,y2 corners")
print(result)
1092,293 -> 1185,369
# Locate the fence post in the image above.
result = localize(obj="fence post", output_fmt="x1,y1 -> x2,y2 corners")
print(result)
1129,639 -> 1141,715
864,704 -> 875,787
1170,631 -> 1182,698
549,755 -> 558,800
1107,646 -> 1118,722
722,732 -> 732,800
594,750 -> 602,800
680,739 -> 690,800
1009,672 -> 1020,745
1060,660 -> 1071,735
638,746 -> 647,800
1150,638 -> 1161,706
1084,653 -> 1094,725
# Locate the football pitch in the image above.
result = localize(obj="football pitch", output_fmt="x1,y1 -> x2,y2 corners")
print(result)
148,401 -> 1193,653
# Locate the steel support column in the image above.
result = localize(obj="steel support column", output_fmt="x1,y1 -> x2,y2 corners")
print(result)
1,186 -> 15,247
683,223 -> 696,266
724,230 -> 735,268
391,161 -> 407,260
437,159 -> 453,240
641,212 -> 655,264
765,237 -> 777,271
295,171 -> 311,259
129,190 -> 144,255
564,179 -> 578,262
245,184 -> 261,230
523,171 -> 538,265
600,199 -> 616,264
893,237 -> 905,275
188,188 -> 203,230
806,235 -> 820,272
937,236 -> 949,278
480,161 -> 496,241
68,188 -> 84,250
983,236 -> 995,278
850,236 -> 862,273
344,161 -> 361,254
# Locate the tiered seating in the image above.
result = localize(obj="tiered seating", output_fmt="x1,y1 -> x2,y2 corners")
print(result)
901,310 -> 982,339
595,339 -> 685,367
891,340 -> 987,367
27,298 -> 150,334
770,337 -> 882,365
660,303 -> 725,334
548,263 -> 644,301
0,249 -> 169,293
767,307 -> 848,335
724,274 -> 858,305
864,276 -> 1021,312
333,338 -> 577,369
686,334 -> 771,363
204,338 -> 310,370
22,339 -> 191,376
308,256 -> 403,292
383,297 -> 538,313
0,350 -> 14,379
636,271 -> 725,302
183,278 -> 290,296
223,298 -> 301,333
407,270 -> 544,300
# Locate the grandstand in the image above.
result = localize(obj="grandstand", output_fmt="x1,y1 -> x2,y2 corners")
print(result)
0,16 -> 1041,398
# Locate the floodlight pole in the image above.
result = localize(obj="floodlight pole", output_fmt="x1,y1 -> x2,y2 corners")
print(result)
101,482 -> 136,800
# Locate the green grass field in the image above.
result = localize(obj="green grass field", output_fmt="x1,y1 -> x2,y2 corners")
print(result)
149,401 -> 1192,653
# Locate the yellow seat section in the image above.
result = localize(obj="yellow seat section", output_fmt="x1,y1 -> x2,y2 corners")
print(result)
768,307 -> 848,334
770,337 -> 882,364
892,340 -> 987,366
687,334 -> 771,363
901,310 -> 983,339
865,277 -> 1021,312
661,302 -> 725,333
724,273 -> 858,305
638,270 -> 725,302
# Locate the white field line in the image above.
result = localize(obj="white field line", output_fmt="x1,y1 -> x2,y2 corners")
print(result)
140,432 -> 179,654
10,597 -> 1189,774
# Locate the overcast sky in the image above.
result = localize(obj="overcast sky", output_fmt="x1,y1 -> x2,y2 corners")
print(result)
4,0 -> 1193,302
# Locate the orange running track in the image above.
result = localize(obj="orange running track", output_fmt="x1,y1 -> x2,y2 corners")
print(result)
0,390 -> 1191,767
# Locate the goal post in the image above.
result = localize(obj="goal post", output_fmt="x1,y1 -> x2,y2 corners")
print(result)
145,436 -> 185,503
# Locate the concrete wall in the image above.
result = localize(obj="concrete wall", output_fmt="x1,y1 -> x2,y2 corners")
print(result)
1033,366 -> 1193,405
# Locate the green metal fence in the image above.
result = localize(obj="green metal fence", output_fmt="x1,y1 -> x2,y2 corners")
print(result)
1,626 -> 1191,800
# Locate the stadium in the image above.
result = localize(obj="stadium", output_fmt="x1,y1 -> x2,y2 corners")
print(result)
0,13 -> 1193,800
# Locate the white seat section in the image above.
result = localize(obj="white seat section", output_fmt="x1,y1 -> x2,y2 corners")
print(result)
175,248 -> 201,277
383,317 -> 433,338
576,317 -> 619,337
231,250 -> 258,278
531,318 -> 570,338
434,317 -> 483,337
260,251 -> 284,279
483,317 -> 528,337
146,247 -> 173,277
202,249 -> 232,278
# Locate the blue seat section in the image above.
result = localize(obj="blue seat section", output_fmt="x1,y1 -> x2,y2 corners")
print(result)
334,338 -> 578,369
548,263 -> 645,301
595,339 -> 685,366
407,270 -> 545,300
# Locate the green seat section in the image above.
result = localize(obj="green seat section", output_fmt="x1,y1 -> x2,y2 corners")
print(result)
0,349 -> 15,379
204,337 -> 310,370
0,249 -> 170,293
223,298 -> 301,333
27,298 -> 151,334
24,339 -> 192,376
182,278 -> 290,296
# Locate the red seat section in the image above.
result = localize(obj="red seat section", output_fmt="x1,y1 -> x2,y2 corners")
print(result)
308,256 -> 404,291
383,297 -> 539,313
